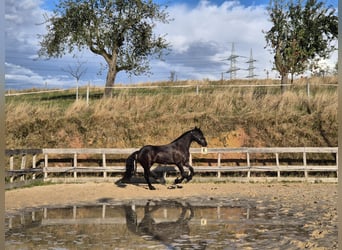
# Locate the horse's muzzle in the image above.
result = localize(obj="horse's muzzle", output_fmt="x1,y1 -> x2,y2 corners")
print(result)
201,139 -> 208,147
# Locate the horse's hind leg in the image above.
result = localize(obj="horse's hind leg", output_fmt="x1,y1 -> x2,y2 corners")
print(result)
143,167 -> 156,190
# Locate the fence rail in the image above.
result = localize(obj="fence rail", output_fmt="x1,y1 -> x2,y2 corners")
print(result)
5,81 -> 337,99
5,147 -> 338,188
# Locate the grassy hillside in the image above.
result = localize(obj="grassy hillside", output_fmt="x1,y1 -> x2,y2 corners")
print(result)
5,77 -> 338,149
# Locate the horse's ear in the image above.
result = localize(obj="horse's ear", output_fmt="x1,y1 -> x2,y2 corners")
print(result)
194,126 -> 202,132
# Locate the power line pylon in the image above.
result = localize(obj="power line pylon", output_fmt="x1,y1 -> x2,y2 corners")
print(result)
225,43 -> 240,80
246,48 -> 257,78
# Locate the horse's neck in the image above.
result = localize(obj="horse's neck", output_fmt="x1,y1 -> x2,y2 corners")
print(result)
172,132 -> 193,149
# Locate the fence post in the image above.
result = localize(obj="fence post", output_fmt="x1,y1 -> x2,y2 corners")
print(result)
44,154 -> 48,180
44,208 -> 47,219
20,154 -> 26,181
102,204 -> 106,219
247,151 -> 251,180
303,150 -> 308,180
217,205 -> 221,220
336,150 -> 338,179
76,79 -> 79,101
306,82 -> 310,98
73,206 -> 77,219
102,153 -> 107,178
86,84 -> 90,106
217,153 -> 221,178
32,154 -> 36,180
32,211 -> 36,222
9,155 -> 14,183
73,153 -> 77,179
276,153 -> 280,180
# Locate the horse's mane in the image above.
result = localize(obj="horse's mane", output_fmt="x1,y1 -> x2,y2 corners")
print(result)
170,128 -> 199,144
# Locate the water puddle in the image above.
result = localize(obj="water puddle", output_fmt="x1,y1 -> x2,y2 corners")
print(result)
5,198 -> 337,249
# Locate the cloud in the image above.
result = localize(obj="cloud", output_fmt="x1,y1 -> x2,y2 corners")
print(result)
5,0 -> 101,89
153,0 -> 274,80
5,62 -> 77,89
5,0 -> 274,88
161,1 -> 269,52
5,0 -> 54,89
5,0 -> 46,51
4,0 -> 338,89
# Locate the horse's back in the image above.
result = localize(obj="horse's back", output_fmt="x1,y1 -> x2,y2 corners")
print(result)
139,145 -> 157,155
137,145 -> 157,162
138,144 -> 185,165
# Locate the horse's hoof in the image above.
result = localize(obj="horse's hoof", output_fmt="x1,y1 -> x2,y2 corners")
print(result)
149,186 -> 156,190
168,184 -> 182,189
174,178 -> 182,184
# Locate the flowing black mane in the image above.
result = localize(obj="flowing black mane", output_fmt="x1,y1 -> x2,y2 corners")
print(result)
120,127 -> 207,190
170,129 -> 192,143
170,127 -> 203,144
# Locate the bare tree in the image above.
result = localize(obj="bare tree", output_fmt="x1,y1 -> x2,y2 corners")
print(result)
62,60 -> 87,101
169,70 -> 177,82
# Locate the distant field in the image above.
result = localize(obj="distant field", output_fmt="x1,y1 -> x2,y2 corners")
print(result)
5,77 -> 338,150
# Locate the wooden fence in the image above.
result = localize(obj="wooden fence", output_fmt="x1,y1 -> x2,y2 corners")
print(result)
5,147 -> 338,188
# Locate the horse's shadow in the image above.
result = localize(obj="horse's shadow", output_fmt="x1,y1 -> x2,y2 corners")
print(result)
123,200 -> 207,249
115,167 -> 169,189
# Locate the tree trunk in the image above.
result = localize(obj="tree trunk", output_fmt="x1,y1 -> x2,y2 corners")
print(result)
104,64 -> 117,98
290,72 -> 294,84
280,73 -> 288,93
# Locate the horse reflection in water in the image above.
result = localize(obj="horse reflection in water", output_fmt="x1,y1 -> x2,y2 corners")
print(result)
124,200 -> 207,249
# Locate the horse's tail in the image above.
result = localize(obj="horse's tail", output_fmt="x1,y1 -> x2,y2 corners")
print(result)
122,150 -> 139,182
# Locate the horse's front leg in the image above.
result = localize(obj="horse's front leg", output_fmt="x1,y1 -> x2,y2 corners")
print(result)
174,163 -> 188,184
185,163 -> 194,182
142,165 -> 156,190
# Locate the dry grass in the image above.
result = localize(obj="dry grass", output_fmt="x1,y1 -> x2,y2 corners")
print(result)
5,78 -> 337,149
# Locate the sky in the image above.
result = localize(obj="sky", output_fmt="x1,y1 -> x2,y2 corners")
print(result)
4,0 -> 338,90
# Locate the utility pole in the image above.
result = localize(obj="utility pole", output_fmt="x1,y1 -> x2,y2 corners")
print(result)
246,48 -> 257,78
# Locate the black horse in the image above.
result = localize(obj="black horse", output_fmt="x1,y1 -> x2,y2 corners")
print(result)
121,127 -> 207,190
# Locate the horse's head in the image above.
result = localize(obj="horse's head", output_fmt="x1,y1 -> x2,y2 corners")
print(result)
191,127 -> 208,147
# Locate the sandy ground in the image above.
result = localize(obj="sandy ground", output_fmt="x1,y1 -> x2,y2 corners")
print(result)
5,182 -> 338,249
5,182 -> 337,212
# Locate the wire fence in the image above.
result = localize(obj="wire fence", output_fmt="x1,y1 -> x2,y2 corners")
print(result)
5,81 -> 338,99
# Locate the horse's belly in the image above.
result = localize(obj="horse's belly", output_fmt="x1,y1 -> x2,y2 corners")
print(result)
154,152 -> 186,165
